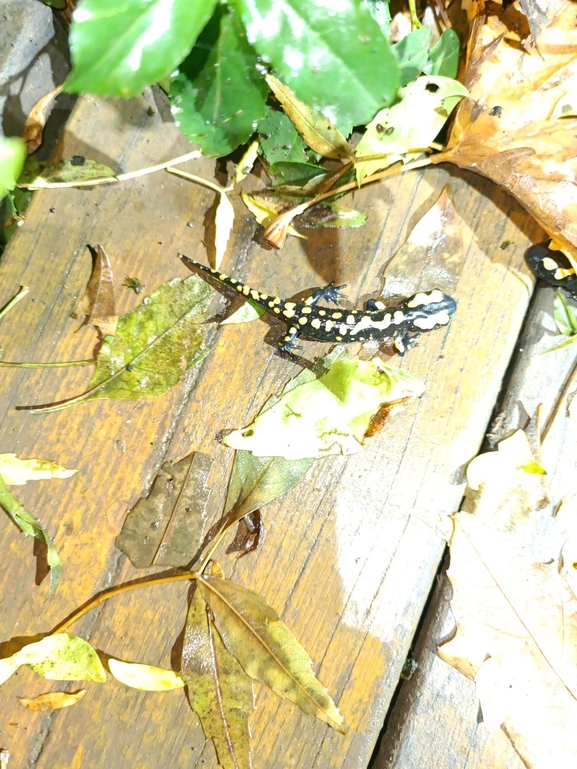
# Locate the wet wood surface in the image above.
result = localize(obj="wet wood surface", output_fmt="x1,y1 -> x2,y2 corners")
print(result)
0,91 -> 552,768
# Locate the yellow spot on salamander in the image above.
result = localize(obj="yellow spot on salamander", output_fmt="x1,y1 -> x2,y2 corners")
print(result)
250,290 -> 260,300
299,317 -> 308,325
393,311 -> 405,324
219,274 -> 228,281
285,302 -> 296,310
542,257 -> 559,271
242,286 -> 250,296
289,326 -> 297,334
346,314 -> 355,324
332,312 -> 343,319
271,297 -> 281,304
268,301 -> 275,308
319,310 -> 326,316
325,320 -> 335,332
335,336 -> 343,341
413,310 -> 451,329
260,293 -> 268,299
339,323 -> 348,335
283,309 -> 295,318
406,290 -> 444,307
236,285 -> 243,292
373,300 -> 385,311
301,306 -> 312,314
311,318 -> 321,329
274,308 -> 281,314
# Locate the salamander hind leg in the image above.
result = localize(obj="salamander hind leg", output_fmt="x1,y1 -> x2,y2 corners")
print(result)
304,283 -> 348,307
278,326 -> 303,359
365,298 -> 386,312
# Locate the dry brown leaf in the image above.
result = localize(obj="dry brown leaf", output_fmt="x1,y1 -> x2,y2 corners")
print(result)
18,689 -> 86,711
23,85 -> 63,154
72,244 -> 118,335
433,1 -> 577,261
439,417 -> 577,767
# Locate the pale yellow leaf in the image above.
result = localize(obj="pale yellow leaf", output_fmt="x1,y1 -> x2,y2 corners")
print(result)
214,192 -> 234,271
108,659 -> 185,691
18,689 -> 86,711
0,453 -> 77,486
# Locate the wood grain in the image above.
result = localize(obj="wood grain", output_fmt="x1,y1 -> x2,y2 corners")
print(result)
0,91 -> 543,768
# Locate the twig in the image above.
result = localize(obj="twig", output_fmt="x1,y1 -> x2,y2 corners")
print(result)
19,150 -> 202,190
0,286 -> 29,321
165,166 -> 233,194
0,359 -> 94,368
541,356 -> 577,441
50,571 -> 198,634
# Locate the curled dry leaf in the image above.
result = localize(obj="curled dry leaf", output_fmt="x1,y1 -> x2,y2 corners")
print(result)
116,452 -> 212,568
241,192 -> 305,241
71,244 -> 118,336
198,577 -> 345,733
18,689 -> 86,711
265,75 -> 353,161
108,659 -> 184,691
435,1 -> 577,261
23,85 -> 63,154
182,586 -> 254,769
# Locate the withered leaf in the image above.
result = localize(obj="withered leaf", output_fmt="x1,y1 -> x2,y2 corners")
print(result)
18,689 -> 86,711
72,244 -> 118,336
182,586 -> 254,769
23,85 -> 63,154
225,511 -> 262,558
198,577 -> 345,733
32,158 -> 116,187
380,185 -> 464,301
116,452 -> 212,568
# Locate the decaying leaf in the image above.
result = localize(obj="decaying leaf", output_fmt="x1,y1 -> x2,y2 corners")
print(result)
265,75 -> 353,160
116,452 -> 212,568
214,192 -> 234,271
108,659 -> 184,691
355,76 -> 468,183
71,244 -> 118,336
241,192 -> 305,240
220,300 -> 265,326
439,418 -> 577,766
223,357 -> 424,460
0,634 -> 106,686
23,85 -> 63,154
0,454 -> 77,486
18,689 -> 86,711
24,274 -> 214,413
225,511 -> 262,558
198,577 -> 345,733
380,185 -> 464,300
182,586 -> 254,769
300,202 -> 367,230
29,158 -> 116,187
434,1 -> 577,262
0,474 -> 62,592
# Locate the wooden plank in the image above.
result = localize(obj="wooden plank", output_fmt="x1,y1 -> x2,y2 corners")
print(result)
372,283 -> 577,768
0,91 -> 543,768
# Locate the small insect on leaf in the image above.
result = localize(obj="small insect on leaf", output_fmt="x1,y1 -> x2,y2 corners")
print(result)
108,659 -> 185,691
18,689 -> 86,711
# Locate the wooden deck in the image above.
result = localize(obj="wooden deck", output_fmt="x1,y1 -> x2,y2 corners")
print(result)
0,91 -> 570,768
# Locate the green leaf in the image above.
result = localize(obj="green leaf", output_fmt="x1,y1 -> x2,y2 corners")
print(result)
553,290 -> 577,336
259,106 -> 312,166
26,275 -> 214,413
31,158 -> 116,188
0,634 -> 106,686
355,75 -> 469,182
198,577 -> 345,732
234,0 -> 400,136
182,587 -> 254,769
466,430 -> 546,492
268,161 -> 329,189
266,75 -> 353,160
223,356 -> 424,460
170,7 -> 267,157
423,29 -> 460,79
0,137 -> 26,201
66,0 -> 217,97
220,300 -> 266,326
108,659 -> 185,690
364,0 -> 391,38
0,474 -> 62,592
0,454 -> 77,486
303,202 -> 367,229
393,27 -> 432,86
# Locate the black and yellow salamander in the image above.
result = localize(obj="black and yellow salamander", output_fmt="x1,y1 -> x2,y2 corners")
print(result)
526,242 -> 577,299
180,254 -> 457,357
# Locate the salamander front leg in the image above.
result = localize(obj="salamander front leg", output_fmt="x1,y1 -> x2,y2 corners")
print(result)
304,283 -> 348,307
393,332 -> 420,356
278,326 -> 303,358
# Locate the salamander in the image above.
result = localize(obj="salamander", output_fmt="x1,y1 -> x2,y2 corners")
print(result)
526,242 -> 577,299
180,254 -> 457,357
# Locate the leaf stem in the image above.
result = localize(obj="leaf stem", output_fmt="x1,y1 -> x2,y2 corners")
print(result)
0,359 -> 94,368
50,571 -> 198,634
0,286 -> 29,321
19,150 -> 202,190
165,166 -> 233,194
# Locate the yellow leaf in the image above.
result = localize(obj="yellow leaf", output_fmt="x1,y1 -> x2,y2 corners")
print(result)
0,634 -> 105,685
0,454 -> 77,486
18,689 -> 86,711
108,659 -> 184,691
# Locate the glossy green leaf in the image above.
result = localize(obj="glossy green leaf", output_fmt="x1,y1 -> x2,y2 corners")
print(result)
364,0 -> 391,37
424,29 -> 460,79
223,356 -> 424,460
0,474 -> 62,592
0,137 -> 26,201
182,587 -> 254,769
26,275 -> 214,413
393,27 -> 432,86
0,454 -> 77,486
553,290 -> 577,337
355,75 -> 469,182
259,106 -> 312,167
268,161 -> 329,189
0,634 -> 105,686
198,577 -> 345,732
170,7 -> 267,156
66,0 -> 217,96
109,659 -> 185,691
234,0 -> 400,136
